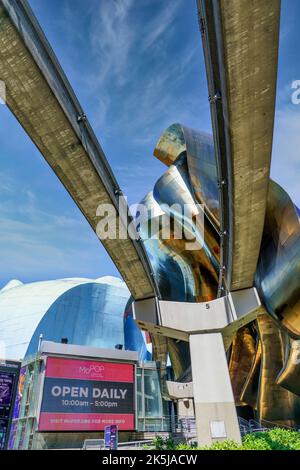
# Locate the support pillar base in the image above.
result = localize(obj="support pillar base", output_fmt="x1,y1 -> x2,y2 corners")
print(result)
190,333 -> 242,447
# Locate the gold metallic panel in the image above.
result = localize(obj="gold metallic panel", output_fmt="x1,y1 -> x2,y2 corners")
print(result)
229,327 -> 256,406
240,339 -> 261,410
154,123 -> 186,167
277,338 -> 300,397
167,338 -> 191,381
257,314 -> 300,426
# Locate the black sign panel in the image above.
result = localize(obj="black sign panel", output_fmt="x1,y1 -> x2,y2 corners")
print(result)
41,377 -> 134,414
0,361 -> 21,450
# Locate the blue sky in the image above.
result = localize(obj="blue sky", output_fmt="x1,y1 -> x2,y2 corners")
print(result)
0,0 -> 299,287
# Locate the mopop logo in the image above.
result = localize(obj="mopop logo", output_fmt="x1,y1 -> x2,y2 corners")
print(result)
79,364 -> 105,377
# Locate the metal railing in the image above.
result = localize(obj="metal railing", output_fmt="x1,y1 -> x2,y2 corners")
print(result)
118,440 -> 153,449
238,417 -> 300,436
137,415 -> 197,436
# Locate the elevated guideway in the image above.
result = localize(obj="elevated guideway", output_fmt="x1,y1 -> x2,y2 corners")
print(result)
197,0 -> 281,292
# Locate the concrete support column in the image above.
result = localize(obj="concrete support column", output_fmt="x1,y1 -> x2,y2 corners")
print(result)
190,333 -> 241,447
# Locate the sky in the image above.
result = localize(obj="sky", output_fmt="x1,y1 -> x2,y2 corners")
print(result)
0,0 -> 299,288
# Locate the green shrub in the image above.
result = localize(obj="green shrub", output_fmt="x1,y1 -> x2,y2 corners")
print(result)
152,428 -> 300,451
176,442 -> 198,450
152,435 -> 165,450
152,435 -> 176,450
165,437 -> 176,450
198,440 -> 242,450
242,428 -> 300,451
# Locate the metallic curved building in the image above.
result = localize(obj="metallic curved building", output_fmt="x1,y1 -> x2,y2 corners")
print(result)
136,123 -> 300,428
0,276 -> 143,360
124,299 -> 152,362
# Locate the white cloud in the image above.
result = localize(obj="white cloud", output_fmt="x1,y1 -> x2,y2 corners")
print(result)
142,0 -> 182,50
76,0 -> 201,138
88,0 -> 135,88
0,172 -> 15,194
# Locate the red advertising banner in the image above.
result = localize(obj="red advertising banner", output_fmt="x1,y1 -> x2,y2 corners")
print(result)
45,357 -> 134,382
38,357 -> 135,432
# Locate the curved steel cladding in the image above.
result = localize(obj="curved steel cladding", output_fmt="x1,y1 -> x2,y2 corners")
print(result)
181,125 -> 220,230
197,0 -> 281,293
255,181 -> 300,338
139,124 -> 221,303
154,124 -> 220,229
139,191 -> 201,302
123,298 -> 151,362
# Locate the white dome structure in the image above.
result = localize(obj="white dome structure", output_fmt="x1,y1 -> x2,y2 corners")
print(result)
0,277 -> 130,361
